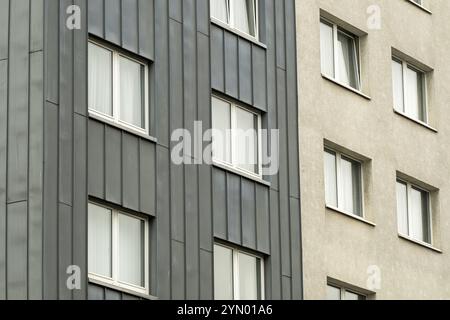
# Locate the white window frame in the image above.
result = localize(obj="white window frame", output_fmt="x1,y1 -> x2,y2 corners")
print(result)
214,243 -> 265,300
212,95 -> 263,179
320,18 -> 361,91
88,39 -> 150,136
324,148 -> 364,218
392,56 -> 428,123
396,179 -> 433,245
210,0 -> 259,41
327,284 -> 367,300
88,202 -> 150,295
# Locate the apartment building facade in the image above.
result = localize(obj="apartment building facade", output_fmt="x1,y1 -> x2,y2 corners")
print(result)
297,0 -> 450,299
0,0 -> 301,300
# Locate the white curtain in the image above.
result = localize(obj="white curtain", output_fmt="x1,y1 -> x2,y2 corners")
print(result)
320,22 -> 334,77
120,57 -> 144,129
214,245 -> 234,300
337,31 -> 359,89
324,151 -> 338,208
212,97 -> 232,164
238,253 -> 258,300
405,67 -> 424,121
327,285 -> 341,300
341,157 -> 361,216
410,188 -> 429,243
211,0 -> 228,23
88,204 -> 112,278
118,214 -> 144,287
396,182 -> 409,236
88,43 -> 113,116
231,0 -> 255,36
392,59 -> 405,112
235,108 -> 258,174
341,158 -> 354,214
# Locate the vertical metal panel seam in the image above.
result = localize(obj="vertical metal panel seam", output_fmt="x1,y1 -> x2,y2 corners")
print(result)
4,0 -> 10,299
56,0 -> 61,298
26,0 -> 31,299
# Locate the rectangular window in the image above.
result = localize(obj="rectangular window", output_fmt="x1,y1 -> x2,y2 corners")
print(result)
320,19 -> 361,90
327,284 -> 366,300
88,40 -> 149,134
212,96 -> 262,177
210,0 -> 258,39
324,149 -> 363,217
88,203 -> 149,294
392,57 -> 427,123
214,243 -> 264,300
396,180 -> 432,244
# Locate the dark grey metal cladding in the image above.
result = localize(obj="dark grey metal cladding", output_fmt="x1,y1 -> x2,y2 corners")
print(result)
0,0 -> 300,300
210,0 -> 302,300
42,0 -> 89,300
0,0 -> 88,300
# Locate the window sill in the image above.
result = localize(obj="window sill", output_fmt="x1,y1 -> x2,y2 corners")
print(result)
88,277 -> 159,300
212,161 -> 271,187
406,0 -> 432,14
326,206 -> 376,227
211,18 -> 267,50
398,234 -> 442,253
321,74 -> 371,100
89,112 -> 158,143
393,110 -> 438,133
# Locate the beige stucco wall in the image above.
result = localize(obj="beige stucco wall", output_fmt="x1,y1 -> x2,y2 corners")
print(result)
296,0 -> 450,299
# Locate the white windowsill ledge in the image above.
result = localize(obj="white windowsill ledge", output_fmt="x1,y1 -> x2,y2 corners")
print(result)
398,234 -> 442,253
211,18 -> 267,49
406,0 -> 432,14
321,74 -> 372,100
213,161 -> 271,187
393,110 -> 438,133
88,277 -> 159,300
326,205 -> 376,227
89,112 -> 158,143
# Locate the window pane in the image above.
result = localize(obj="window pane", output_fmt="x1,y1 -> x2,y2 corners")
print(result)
320,21 -> 334,77
88,43 -> 112,116
238,253 -> 260,300
341,157 -> 362,216
336,31 -> 359,89
396,181 -> 409,235
119,56 -> 144,129
392,59 -> 404,112
88,204 -> 112,278
214,245 -> 234,300
118,214 -> 145,287
235,107 -> 258,174
405,67 -> 425,121
327,285 -> 341,300
344,290 -> 365,300
211,0 -> 228,23
410,188 -> 430,243
324,150 -> 338,208
212,97 -> 232,164
231,0 -> 256,37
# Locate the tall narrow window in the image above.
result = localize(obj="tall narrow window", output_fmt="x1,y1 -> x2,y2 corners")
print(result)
212,96 -> 261,177
320,19 -> 361,90
88,203 -> 149,294
396,180 -> 432,244
214,243 -> 264,300
210,0 -> 258,39
392,57 -> 427,123
88,40 -> 149,134
324,149 -> 363,217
